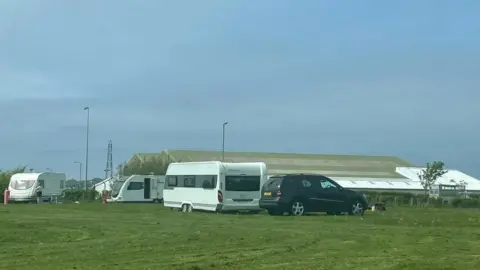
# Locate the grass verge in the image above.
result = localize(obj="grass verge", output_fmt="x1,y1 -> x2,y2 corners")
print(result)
1,204 -> 479,269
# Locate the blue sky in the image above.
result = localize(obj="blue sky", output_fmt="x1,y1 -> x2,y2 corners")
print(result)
1,0 -> 479,179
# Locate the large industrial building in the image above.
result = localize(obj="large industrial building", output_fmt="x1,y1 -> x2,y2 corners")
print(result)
126,149 -> 480,193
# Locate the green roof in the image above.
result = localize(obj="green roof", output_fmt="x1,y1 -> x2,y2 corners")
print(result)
131,149 -> 413,178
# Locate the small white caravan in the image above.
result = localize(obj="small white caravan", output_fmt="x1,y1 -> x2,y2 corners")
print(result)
93,177 -> 115,194
8,172 -> 66,202
163,161 -> 268,212
107,175 -> 165,203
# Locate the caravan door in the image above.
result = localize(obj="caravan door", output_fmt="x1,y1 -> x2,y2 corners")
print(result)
144,178 -> 151,199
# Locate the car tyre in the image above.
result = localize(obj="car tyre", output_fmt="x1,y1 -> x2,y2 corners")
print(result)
290,200 -> 305,216
348,201 -> 365,216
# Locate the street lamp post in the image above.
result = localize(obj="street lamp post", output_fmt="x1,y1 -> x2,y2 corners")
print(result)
84,107 -> 90,192
74,161 -> 82,184
222,122 -> 228,161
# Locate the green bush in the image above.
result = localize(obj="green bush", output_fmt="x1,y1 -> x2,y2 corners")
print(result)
363,191 -> 420,206
63,189 -> 99,202
451,198 -> 480,208
363,191 -> 451,207
468,194 -> 480,200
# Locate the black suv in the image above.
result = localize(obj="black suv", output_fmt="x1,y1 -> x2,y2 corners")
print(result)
259,174 -> 368,216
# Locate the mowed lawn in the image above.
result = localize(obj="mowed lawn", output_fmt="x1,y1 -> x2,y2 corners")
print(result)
1,205 -> 480,270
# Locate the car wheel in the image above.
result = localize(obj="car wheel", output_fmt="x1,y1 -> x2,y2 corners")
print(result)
268,209 -> 282,216
290,201 -> 305,216
349,201 -> 365,216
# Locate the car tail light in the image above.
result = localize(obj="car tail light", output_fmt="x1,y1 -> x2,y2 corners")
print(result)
218,190 -> 223,203
275,186 -> 282,200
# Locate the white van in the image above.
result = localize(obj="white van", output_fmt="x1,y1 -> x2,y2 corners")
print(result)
107,175 -> 165,203
163,161 -> 267,212
8,172 -> 66,202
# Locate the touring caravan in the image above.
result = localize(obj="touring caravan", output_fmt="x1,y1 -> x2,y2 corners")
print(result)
163,161 -> 268,213
93,177 -> 116,194
107,175 -> 165,203
8,172 -> 66,202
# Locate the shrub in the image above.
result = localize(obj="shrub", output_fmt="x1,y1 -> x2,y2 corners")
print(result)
451,198 -> 480,208
363,191 -> 452,207
63,189 -> 99,202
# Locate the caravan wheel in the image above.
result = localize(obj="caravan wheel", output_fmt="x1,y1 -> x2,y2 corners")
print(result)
181,204 -> 187,212
187,204 -> 193,212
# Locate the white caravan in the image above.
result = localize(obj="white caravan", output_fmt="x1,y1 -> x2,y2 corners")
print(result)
8,172 -> 66,202
107,175 -> 165,203
163,161 -> 268,212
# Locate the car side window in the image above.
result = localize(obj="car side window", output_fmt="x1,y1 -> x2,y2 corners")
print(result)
320,179 -> 338,189
299,179 -> 312,188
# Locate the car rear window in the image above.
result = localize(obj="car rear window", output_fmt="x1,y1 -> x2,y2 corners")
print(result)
263,177 -> 283,190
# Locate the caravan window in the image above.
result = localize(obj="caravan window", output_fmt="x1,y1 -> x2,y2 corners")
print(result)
184,176 -> 195,187
199,175 -> 217,189
226,176 -> 260,191
111,181 -> 125,197
166,176 -> 177,188
10,180 -> 35,190
127,182 -> 143,190
165,175 -> 218,189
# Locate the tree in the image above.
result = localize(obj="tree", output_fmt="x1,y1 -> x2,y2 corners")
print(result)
0,167 -> 27,201
65,179 -> 80,189
91,178 -> 103,185
117,156 -> 177,176
417,161 -> 447,201
450,179 -> 468,199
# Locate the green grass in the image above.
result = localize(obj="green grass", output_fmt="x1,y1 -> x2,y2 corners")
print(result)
1,205 -> 480,269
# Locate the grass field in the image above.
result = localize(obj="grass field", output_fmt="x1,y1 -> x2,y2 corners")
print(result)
1,205 -> 480,270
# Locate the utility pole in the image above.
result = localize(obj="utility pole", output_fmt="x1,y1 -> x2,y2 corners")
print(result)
104,140 -> 113,178
84,106 -> 90,192
222,122 -> 228,161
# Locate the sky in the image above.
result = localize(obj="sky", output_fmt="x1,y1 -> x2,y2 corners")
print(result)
0,0 -> 479,179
